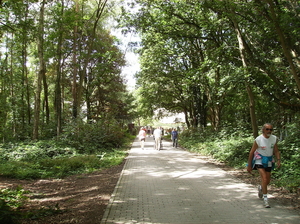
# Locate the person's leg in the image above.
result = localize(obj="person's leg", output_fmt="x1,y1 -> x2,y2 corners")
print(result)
157,137 -> 161,150
141,139 -> 144,149
257,168 -> 271,207
257,168 -> 271,194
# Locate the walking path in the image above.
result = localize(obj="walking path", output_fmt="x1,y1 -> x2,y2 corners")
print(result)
101,136 -> 300,224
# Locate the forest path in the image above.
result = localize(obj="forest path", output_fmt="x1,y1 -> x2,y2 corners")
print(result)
101,136 -> 300,224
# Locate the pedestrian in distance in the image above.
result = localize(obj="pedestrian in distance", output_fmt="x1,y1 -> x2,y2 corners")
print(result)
171,128 -> 178,148
153,127 -> 162,150
247,123 -> 281,208
138,127 -> 146,150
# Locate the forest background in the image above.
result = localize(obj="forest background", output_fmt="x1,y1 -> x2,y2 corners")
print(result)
0,0 -> 299,223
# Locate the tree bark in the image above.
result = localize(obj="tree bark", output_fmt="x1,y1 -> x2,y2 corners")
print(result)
82,0 -> 108,121
72,0 -> 79,118
33,0 -> 46,140
55,0 -> 64,136
231,18 -> 258,138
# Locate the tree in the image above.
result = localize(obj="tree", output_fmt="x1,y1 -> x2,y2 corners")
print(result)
120,0 -> 300,134
0,0 -> 134,142
33,0 -> 46,140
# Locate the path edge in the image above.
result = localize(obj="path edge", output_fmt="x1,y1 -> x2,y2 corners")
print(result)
100,143 -> 133,223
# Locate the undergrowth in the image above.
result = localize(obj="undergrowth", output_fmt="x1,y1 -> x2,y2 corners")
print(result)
179,123 -> 300,192
0,123 -> 135,224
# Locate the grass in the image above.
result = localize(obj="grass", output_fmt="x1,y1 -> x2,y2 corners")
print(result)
0,134 -> 134,223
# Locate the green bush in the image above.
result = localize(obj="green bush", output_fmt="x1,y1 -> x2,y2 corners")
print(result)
0,186 -> 30,224
0,150 -> 127,179
60,119 -> 126,153
0,124 -> 133,223
0,199 -> 15,224
272,123 -> 300,191
180,128 -> 252,168
180,124 -> 300,192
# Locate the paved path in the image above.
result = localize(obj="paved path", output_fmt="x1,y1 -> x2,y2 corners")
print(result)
101,136 -> 300,224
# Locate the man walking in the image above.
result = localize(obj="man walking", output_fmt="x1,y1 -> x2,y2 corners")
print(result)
247,123 -> 281,208
171,128 -> 178,148
153,127 -> 162,150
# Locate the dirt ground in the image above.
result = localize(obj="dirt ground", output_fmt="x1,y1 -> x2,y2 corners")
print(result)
0,160 -> 126,224
0,155 -> 299,224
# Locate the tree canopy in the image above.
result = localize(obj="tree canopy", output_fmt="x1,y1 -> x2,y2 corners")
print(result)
0,0 -> 136,141
119,0 -> 300,136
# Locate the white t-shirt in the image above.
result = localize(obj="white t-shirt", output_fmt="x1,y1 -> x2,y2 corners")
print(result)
153,129 -> 162,138
254,134 -> 277,166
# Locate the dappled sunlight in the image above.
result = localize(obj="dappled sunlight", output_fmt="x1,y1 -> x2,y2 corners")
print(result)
102,137 -> 300,224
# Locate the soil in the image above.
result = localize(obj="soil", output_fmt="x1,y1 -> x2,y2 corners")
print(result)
0,160 -> 126,224
0,154 -> 299,224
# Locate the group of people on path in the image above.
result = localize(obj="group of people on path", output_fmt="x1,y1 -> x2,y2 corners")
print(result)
138,123 -> 281,209
138,127 -> 179,150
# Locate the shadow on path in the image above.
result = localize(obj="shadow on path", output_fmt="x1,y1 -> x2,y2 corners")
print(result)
101,136 -> 300,224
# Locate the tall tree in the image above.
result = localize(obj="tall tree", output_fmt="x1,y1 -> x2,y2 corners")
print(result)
33,0 -> 46,140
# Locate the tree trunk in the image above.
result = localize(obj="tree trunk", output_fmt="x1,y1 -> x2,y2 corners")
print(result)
72,0 -> 79,118
43,68 -> 49,124
231,18 -> 258,138
33,0 -> 46,140
82,0 -> 108,121
55,0 -> 64,136
10,34 -> 16,138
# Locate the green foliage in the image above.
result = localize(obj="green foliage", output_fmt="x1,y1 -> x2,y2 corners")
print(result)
180,124 -> 300,192
0,145 -> 127,180
272,123 -> 300,192
0,119 -> 133,180
0,186 -> 29,224
121,0 -> 300,132
180,128 -> 253,168
60,119 -> 126,153
0,198 -> 15,224
0,129 -> 133,223
0,186 -> 63,223
23,203 -> 62,220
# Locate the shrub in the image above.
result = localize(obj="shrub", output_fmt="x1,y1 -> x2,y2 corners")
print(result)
0,186 -> 30,223
180,124 -> 300,192
60,119 -> 126,153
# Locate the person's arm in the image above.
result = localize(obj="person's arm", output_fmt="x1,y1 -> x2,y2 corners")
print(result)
273,143 -> 281,168
247,141 -> 258,174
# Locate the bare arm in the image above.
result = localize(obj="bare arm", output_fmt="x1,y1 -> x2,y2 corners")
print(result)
273,143 -> 281,168
247,141 -> 258,173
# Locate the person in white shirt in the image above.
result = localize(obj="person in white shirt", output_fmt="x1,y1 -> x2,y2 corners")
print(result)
153,127 -> 162,150
247,123 -> 281,208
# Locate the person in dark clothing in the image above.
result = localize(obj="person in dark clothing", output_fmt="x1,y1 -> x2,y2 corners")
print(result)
171,128 -> 178,148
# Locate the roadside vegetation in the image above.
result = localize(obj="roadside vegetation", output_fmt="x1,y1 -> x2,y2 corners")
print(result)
0,121 -> 135,223
179,123 -> 300,193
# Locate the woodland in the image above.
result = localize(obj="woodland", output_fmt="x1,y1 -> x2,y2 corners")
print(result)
0,0 -> 300,223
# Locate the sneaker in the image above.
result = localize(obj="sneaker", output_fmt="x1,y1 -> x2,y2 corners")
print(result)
264,199 -> 271,208
258,185 -> 263,199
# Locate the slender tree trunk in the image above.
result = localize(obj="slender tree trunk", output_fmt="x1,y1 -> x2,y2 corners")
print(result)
184,110 -> 190,128
232,18 -> 258,138
10,34 -> 16,138
82,0 -> 108,121
72,0 -> 79,118
43,69 -> 49,124
55,0 -> 64,136
33,0 -> 46,140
